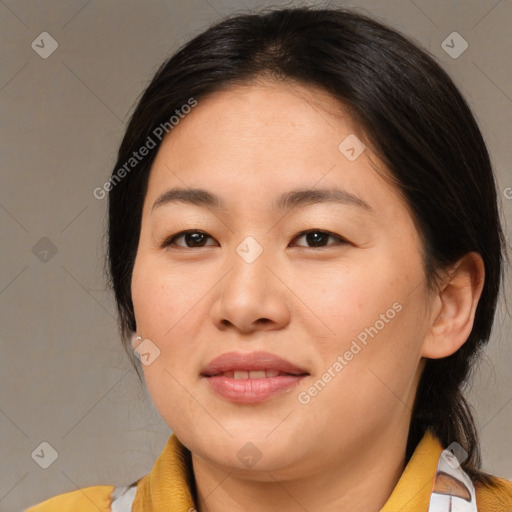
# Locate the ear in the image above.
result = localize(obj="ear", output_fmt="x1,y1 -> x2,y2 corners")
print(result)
421,252 -> 485,359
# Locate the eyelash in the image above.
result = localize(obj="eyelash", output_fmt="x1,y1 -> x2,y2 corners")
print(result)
160,229 -> 349,249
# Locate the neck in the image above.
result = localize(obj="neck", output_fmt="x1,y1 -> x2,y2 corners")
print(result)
191,424 -> 409,512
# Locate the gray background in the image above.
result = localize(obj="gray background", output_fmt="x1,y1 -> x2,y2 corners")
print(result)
1,0 -> 511,510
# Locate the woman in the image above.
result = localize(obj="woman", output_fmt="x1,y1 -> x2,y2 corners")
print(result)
26,6 -> 512,512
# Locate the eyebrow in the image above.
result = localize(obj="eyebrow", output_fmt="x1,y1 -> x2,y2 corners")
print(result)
151,186 -> 373,213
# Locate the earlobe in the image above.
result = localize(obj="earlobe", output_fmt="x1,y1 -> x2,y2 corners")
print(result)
131,333 -> 142,350
421,252 -> 485,359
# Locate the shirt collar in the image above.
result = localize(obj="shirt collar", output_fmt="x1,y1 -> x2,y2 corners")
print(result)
132,430 -> 444,512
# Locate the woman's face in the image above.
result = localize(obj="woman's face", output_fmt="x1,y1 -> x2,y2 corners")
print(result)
131,81 -> 433,478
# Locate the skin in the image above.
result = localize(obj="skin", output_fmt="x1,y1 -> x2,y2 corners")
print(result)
130,80 -> 484,512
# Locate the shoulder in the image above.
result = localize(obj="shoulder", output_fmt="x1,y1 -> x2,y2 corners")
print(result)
475,475 -> 512,511
24,485 -> 116,512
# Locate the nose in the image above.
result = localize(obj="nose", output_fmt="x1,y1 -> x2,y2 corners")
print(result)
211,244 -> 291,335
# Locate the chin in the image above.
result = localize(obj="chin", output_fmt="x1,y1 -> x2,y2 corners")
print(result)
197,433 -> 300,471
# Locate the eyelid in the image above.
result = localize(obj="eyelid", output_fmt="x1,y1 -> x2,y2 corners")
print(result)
291,229 -> 349,247
160,229 -> 218,248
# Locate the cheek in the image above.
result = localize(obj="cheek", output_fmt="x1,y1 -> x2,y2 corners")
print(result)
131,256 -> 202,433
299,309 -> 424,439
301,257 -> 404,347
131,254 -> 205,338
301,254 -> 426,401
131,253 -> 221,381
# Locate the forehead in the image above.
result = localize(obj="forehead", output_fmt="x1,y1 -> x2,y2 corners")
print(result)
144,81 -> 408,222
173,80 -> 357,144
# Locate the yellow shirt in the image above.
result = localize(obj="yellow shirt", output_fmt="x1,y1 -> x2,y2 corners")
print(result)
25,431 -> 512,511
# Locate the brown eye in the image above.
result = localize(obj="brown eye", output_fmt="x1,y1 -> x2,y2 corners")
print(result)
292,230 -> 348,248
162,231 -> 217,248
161,229 -> 348,249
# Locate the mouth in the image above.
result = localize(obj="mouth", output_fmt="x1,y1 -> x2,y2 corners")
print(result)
200,350 -> 309,378
210,370 -> 306,379
201,351 -> 309,403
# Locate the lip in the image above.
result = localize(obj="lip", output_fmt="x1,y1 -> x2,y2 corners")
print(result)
201,351 -> 308,376
201,351 -> 309,404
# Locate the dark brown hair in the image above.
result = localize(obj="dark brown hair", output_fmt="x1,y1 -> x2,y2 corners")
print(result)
106,6 -> 505,483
